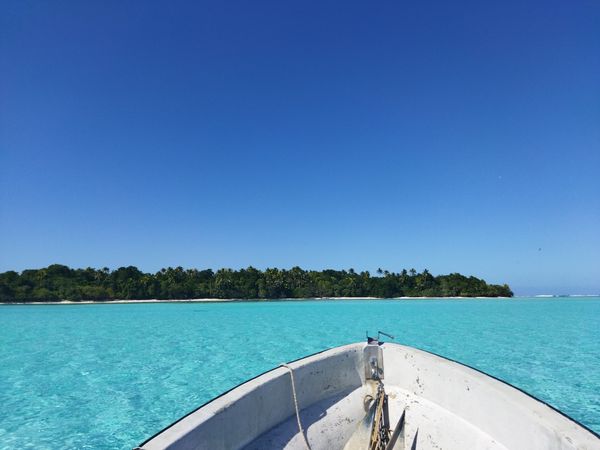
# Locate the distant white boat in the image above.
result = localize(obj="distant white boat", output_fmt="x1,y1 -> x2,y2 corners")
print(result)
136,335 -> 600,450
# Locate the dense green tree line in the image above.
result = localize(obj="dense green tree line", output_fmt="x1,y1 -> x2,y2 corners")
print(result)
0,265 -> 513,302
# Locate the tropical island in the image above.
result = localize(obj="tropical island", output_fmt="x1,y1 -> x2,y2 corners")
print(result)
0,265 -> 513,302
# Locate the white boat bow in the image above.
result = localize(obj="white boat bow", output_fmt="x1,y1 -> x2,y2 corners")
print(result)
136,339 -> 600,450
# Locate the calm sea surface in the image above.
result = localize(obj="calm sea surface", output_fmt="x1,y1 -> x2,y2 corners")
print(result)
0,298 -> 599,449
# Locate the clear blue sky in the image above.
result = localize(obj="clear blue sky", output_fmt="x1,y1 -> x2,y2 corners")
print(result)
1,0 -> 599,295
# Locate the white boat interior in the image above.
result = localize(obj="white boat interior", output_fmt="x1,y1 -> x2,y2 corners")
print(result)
137,338 -> 600,450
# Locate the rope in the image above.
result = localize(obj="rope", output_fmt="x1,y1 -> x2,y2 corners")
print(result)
369,382 -> 390,450
282,363 -> 312,450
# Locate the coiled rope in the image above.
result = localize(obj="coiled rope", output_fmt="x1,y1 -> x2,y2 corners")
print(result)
368,382 -> 390,450
281,363 -> 312,450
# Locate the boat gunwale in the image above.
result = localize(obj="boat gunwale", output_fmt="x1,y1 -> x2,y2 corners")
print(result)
135,344 -> 345,448
136,342 -> 599,448
400,344 -> 600,439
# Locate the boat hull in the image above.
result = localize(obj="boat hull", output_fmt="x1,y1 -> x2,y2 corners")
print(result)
137,343 -> 600,450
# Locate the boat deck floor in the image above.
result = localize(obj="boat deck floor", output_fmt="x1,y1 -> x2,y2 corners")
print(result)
243,385 -> 507,450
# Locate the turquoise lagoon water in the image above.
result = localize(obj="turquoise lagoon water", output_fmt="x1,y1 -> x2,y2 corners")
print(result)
0,298 -> 599,449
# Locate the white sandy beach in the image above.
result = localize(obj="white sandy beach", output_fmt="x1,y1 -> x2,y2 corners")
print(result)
0,296 -> 516,305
